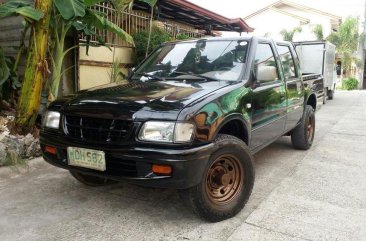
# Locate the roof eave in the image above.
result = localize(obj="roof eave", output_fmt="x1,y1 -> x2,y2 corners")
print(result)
164,0 -> 253,32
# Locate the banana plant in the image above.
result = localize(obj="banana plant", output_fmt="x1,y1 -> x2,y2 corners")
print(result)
0,47 -> 21,101
0,0 -> 42,99
0,0 -> 43,20
49,0 -> 137,100
0,47 -> 10,87
0,1 -> 42,74
49,0 -> 158,99
3,0 -> 157,131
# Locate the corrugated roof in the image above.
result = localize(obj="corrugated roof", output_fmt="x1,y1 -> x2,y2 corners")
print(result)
134,0 -> 253,33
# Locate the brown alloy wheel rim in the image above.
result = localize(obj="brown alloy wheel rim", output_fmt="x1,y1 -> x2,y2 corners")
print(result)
206,154 -> 243,205
307,116 -> 314,140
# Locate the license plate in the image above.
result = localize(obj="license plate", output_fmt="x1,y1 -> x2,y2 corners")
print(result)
67,147 -> 106,171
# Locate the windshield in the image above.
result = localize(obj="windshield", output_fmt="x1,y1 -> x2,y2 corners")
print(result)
132,40 -> 249,82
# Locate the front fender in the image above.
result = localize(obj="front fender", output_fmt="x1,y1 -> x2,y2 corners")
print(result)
181,85 -> 252,143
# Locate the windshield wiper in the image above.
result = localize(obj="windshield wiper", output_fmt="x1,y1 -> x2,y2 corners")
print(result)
133,72 -> 165,81
171,71 -> 220,82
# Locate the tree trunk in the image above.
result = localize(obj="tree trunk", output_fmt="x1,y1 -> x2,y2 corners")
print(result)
15,0 -> 52,133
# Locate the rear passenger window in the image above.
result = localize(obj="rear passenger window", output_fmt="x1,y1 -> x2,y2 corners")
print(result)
277,45 -> 297,78
254,44 -> 279,83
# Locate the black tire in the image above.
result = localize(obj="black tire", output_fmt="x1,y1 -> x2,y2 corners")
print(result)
69,171 -> 116,186
291,105 -> 315,150
178,134 -> 255,222
327,89 -> 334,100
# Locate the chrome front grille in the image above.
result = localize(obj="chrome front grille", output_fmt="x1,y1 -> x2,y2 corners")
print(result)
63,115 -> 132,143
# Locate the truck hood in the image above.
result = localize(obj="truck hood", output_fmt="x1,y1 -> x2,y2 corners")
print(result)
59,80 -> 232,121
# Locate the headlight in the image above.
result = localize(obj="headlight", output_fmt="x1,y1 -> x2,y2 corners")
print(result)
42,111 -> 60,129
138,121 -> 195,143
174,123 -> 195,143
139,122 -> 175,143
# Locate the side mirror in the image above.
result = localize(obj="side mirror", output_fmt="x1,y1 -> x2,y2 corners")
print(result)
257,66 -> 277,82
127,67 -> 135,80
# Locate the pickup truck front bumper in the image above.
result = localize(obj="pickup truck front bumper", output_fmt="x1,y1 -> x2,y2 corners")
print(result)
40,134 -> 213,189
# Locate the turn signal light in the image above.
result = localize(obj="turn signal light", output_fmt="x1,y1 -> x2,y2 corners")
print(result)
152,164 -> 172,175
45,145 -> 57,155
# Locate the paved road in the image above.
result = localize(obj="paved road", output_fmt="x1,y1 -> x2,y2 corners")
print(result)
1,91 -> 366,241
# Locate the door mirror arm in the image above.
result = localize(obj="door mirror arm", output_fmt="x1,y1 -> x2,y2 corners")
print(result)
244,70 -> 260,89
127,67 -> 135,80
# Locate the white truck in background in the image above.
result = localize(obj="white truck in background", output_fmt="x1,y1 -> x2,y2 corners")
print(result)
295,41 -> 337,101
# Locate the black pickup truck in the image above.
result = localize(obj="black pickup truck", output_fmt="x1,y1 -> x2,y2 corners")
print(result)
41,37 -> 317,222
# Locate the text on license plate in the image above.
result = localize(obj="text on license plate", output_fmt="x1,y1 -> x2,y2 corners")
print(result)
67,147 -> 106,171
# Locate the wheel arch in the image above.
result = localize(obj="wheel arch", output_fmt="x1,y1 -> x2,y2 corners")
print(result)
212,114 -> 251,146
306,93 -> 317,110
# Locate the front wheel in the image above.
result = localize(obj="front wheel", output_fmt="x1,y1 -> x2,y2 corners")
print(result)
291,105 -> 315,150
179,134 -> 255,222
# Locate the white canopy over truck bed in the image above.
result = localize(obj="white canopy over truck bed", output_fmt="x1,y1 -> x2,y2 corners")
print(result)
295,41 -> 336,100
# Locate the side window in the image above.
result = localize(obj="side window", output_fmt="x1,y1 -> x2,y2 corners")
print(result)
254,44 -> 279,83
277,45 -> 297,79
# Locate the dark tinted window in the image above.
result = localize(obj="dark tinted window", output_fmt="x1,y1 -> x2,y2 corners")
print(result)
277,45 -> 297,78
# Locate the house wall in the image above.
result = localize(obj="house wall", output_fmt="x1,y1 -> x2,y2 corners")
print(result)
246,10 -> 302,40
245,8 -> 337,41
279,6 -> 334,38
78,46 -> 133,90
76,8 -> 203,91
0,16 -> 29,79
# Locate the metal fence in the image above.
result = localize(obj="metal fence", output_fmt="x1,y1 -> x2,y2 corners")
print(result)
79,3 -> 205,47
163,22 -> 205,39
79,3 -> 151,47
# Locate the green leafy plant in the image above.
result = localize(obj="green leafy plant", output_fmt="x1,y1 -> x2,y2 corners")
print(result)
0,47 -> 21,101
176,33 -> 191,40
327,17 -> 360,78
48,0 -> 157,100
109,58 -> 126,83
49,0 -> 136,100
0,1 -> 41,103
0,47 -> 10,87
342,77 -> 359,90
280,26 -> 302,41
0,0 -> 43,21
133,25 -> 172,64
312,24 -> 324,40
0,0 -> 157,132
2,150 -> 27,167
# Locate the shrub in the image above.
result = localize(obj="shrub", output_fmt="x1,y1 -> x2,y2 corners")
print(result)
133,25 -> 173,65
342,77 -> 359,90
175,33 -> 191,40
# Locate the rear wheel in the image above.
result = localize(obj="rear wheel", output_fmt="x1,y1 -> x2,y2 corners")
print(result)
327,89 -> 334,100
69,171 -> 116,186
291,105 -> 315,150
179,134 -> 255,222
323,88 -> 327,104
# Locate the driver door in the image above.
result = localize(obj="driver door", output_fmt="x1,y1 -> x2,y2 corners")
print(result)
250,42 -> 287,150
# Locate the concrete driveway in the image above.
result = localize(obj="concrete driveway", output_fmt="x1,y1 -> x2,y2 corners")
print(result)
1,91 -> 365,241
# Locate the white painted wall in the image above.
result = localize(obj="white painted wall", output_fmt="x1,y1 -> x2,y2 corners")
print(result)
246,11 -> 301,40
245,7 -> 338,41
